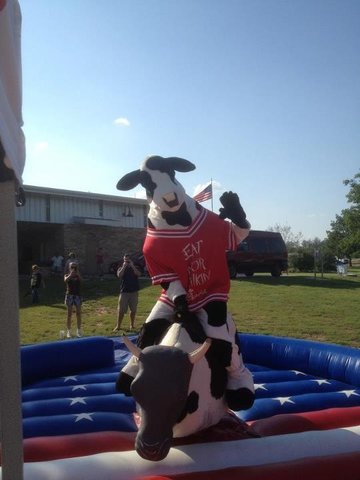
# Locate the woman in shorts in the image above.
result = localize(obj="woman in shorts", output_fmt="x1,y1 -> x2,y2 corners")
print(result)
64,262 -> 83,338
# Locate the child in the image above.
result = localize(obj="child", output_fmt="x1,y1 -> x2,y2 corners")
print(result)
30,265 -> 45,304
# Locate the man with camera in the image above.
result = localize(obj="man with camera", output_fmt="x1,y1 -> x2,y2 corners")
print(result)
113,254 -> 141,332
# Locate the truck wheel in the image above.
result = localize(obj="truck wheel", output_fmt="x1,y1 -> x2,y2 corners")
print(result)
271,265 -> 282,277
228,263 -> 237,279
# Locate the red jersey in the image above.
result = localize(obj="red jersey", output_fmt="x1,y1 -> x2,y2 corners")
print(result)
143,207 -> 237,311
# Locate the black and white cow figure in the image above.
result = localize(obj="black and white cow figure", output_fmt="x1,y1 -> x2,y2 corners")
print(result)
116,155 -> 255,411
121,312 -> 237,461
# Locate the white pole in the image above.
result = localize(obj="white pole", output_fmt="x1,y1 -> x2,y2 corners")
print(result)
0,179 -> 24,479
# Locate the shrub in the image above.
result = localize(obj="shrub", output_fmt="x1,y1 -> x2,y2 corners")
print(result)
289,249 -> 336,272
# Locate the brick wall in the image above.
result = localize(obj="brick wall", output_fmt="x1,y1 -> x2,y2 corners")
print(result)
64,224 -> 146,274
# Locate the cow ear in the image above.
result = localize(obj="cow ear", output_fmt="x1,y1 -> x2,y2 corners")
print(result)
117,170 -> 141,191
166,157 -> 196,173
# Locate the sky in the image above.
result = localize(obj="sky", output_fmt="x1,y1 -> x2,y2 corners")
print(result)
19,0 -> 360,240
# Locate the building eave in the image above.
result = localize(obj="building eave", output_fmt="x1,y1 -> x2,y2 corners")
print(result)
23,184 -> 147,206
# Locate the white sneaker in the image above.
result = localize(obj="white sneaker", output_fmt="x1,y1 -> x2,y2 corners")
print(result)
76,329 -> 82,338
66,330 -> 71,338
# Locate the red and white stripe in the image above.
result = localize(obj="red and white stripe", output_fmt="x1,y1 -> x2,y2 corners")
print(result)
4,408 -> 360,480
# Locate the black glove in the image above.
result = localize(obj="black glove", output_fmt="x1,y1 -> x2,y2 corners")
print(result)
137,318 -> 172,348
219,191 -> 250,228
174,295 -> 189,320
173,295 -> 198,324
173,295 -> 205,340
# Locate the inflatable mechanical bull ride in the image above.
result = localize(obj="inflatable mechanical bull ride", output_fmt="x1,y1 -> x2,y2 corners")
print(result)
115,155 -> 255,459
121,315 -> 256,461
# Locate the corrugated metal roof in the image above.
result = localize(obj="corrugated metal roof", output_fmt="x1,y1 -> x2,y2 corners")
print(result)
23,185 -> 147,206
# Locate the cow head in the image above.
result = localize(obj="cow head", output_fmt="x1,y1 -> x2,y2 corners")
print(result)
116,155 -> 199,228
123,336 -> 211,461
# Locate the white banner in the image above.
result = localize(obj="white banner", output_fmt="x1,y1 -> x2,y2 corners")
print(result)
0,0 -> 25,183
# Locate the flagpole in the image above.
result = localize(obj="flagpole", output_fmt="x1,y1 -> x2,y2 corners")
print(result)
210,178 -> 213,212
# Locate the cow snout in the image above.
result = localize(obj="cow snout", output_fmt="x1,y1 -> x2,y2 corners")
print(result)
135,435 -> 172,462
162,192 -> 179,209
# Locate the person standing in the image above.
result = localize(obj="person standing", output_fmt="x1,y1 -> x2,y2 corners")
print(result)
64,262 -> 82,338
113,254 -> 141,332
51,252 -> 64,276
30,264 -> 45,304
64,252 -> 79,275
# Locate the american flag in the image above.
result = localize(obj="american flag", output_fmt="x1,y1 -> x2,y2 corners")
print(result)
193,183 -> 212,203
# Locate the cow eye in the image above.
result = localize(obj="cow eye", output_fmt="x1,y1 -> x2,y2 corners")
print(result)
140,171 -> 156,198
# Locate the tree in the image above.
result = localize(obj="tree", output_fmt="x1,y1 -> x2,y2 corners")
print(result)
344,171 -> 360,204
289,237 -> 336,273
326,171 -> 360,260
267,223 -> 303,251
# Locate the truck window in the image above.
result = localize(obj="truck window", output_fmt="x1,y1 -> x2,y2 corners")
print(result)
251,238 -> 268,253
238,241 -> 249,252
269,238 -> 285,254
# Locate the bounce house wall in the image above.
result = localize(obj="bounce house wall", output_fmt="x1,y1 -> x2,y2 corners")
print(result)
21,337 -> 115,386
240,334 -> 360,387
2,334 -> 359,479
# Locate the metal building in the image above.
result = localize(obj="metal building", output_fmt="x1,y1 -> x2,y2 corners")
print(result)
16,185 -> 148,275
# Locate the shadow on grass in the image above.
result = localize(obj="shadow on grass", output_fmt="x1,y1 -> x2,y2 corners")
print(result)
232,274 -> 360,289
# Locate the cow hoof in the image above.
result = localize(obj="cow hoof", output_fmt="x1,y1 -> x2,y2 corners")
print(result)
226,388 -> 255,411
116,372 -> 134,396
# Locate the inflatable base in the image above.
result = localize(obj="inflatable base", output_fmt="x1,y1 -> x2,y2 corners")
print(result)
5,426 -> 360,480
0,334 -> 359,479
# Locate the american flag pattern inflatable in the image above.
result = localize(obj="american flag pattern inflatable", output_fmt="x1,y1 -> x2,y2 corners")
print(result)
1,334 -> 359,479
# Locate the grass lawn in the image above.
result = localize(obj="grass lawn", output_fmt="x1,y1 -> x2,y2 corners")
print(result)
19,269 -> 360,348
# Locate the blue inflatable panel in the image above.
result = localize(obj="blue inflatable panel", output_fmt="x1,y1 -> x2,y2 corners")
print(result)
246,364 -> 272,372
23,372 -> 119,389
16,334 -> 360,441
252,370 -> 315,383
240,334 -> 360,387
23,412 -> 137,438
239,388 -> 360,421
21,337 -> 115,386
22,382 -> 118,402
22,394 -> 135,418
253,379 -> 349,398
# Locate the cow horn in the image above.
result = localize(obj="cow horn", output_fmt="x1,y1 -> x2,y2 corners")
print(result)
122,336 -> 142,358
188,338 -> 212,364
